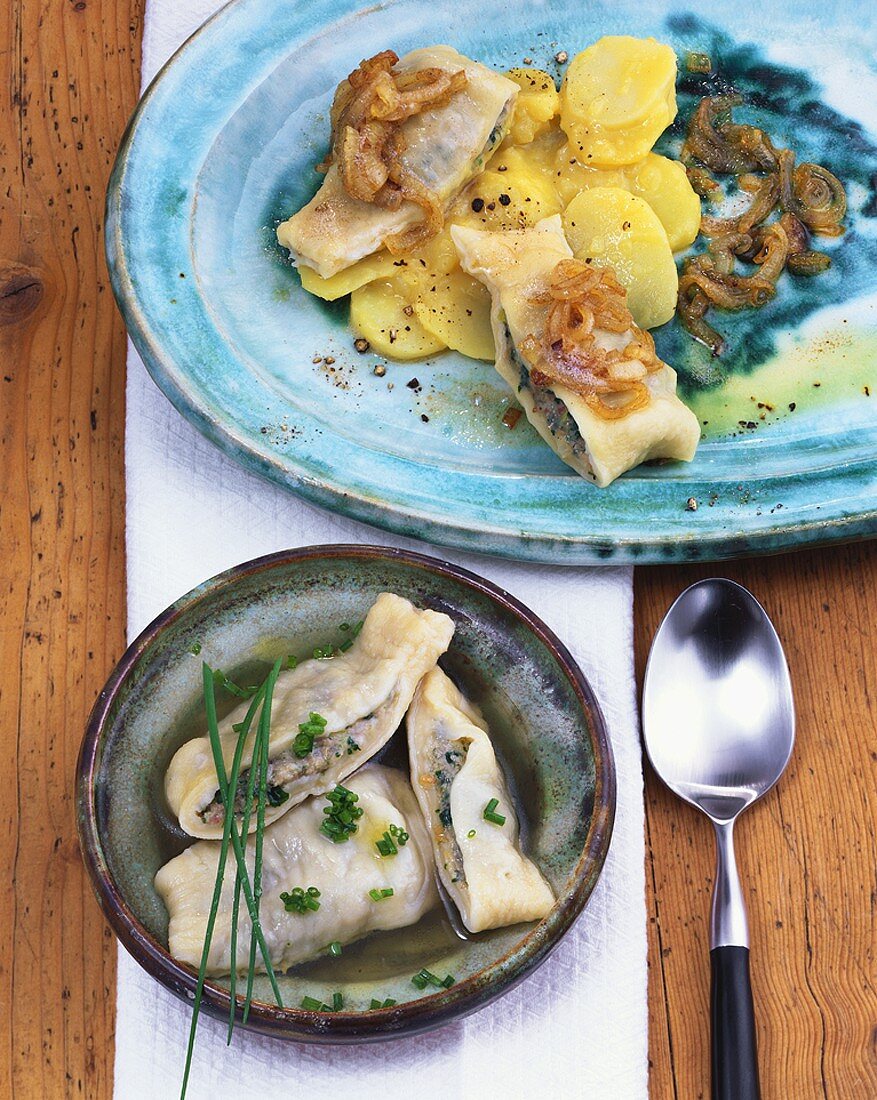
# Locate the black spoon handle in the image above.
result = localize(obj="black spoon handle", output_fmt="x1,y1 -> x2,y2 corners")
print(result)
710,945 -> 760,1100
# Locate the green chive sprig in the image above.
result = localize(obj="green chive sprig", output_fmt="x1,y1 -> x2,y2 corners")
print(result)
181,661 -> 284,1099
225,680 -> 270,1045
243,658 -> 283,1024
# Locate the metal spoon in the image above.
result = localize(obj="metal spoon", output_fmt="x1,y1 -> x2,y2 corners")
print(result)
642,579 -> 795,1100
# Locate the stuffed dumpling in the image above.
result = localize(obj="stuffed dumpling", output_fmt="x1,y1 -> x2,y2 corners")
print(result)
277,46 -> 518,278
407,667 -> 555,933
156,764 -> 437,975
165,592 -> 455,839
451,215 -> 700,486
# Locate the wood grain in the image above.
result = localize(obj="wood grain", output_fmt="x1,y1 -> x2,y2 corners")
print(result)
0,0 -> 143,1096
2,1 -> 875,1095
636,546 -> 877,1099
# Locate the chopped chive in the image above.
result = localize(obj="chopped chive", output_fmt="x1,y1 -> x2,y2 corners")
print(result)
339,638 -> 354,652
411,968 -> 455,991
189,642 -> 202,656
483,798 -> 506,826
212,668 -> 258,699
331,991 -> 343,1012
376,830 -> 399,857
301,996 -> 323,1011
280,886 -> 322,914
286,654 -> 298,670
294,712 -> 327,758
312,644 -> 336,659
368,887 -> 394,901
370,996 -> 397,1009
467,829 -> 476,838
320,785 -> 364,843
350,620 -> 364,638
266,784 -> 289,807
339,622 -> 351,631
326,941 -> 342,957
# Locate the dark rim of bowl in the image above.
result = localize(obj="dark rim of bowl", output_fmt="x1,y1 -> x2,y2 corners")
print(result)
76,544 -> 616,1042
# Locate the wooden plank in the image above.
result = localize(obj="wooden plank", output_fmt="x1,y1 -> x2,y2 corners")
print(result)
0,1 -> 143,1095
636,545 -> 877,1099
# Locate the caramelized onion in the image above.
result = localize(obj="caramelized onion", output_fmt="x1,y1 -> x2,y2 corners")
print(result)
750,222 -> 789,283
320,51 -> 467,246
678,91 -> 845,355
520,260 -> 663,420
786,250 -> 832,276
680,267 -> 776,311
778,211 -> 810,255
677,283 -> 725,356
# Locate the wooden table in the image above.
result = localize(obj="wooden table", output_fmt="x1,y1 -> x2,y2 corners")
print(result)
2,3 -> 874,1096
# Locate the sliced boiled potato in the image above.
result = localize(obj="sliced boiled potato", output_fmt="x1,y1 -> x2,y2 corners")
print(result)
555,148 -> 700,251
560,36 -> 677,167
504,68 -> 560,145
452,163 -> 562,231
298,250 -> 400,301
411,268 -> 495,360
620,155 -> 700,252
562,187 -> 678,329
490,137 -> 564,184
350,278 -> 446,359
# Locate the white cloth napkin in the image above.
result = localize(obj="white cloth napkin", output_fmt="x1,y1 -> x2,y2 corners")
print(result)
116,4 -> 648,1096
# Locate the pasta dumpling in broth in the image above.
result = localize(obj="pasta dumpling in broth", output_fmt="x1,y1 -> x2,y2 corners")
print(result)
156,765 -> 438,975
165,592 -> 455,839
406,667 -> 555,933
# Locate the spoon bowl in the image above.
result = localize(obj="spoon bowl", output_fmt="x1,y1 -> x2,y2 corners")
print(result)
643,579 -> 795,822
642,578 -> 795,1100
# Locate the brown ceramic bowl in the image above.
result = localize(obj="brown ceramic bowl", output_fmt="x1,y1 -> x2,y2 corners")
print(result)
77,545 -> 614,1041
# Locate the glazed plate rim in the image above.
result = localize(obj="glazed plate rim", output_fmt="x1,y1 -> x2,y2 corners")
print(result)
106,0 -> 877,563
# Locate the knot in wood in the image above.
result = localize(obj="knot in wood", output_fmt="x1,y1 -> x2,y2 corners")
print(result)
0,262 -> 45,325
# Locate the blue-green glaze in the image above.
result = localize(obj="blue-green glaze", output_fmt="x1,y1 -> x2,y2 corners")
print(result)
106,0 -> 877,563
76,546 -> 614,1041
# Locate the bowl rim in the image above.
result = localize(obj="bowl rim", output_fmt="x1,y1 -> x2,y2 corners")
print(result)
76,543 -> 616,1042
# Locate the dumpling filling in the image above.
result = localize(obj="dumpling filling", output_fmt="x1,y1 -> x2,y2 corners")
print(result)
426,737 -> 470,884
407,667 -> 555,932
198,694 -> 399,826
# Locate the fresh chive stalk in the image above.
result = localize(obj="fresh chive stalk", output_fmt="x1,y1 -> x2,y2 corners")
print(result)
178,669 -> 257,1100
243,657 -> 283,1024
204,666 -> 285,1006
226,680 -> 269,1044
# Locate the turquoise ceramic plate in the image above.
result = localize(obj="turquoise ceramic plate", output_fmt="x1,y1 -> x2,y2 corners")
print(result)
106,0 -> 877,563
